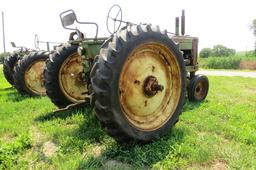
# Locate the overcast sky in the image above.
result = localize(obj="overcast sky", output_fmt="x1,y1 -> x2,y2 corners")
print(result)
0,0 -> 255,52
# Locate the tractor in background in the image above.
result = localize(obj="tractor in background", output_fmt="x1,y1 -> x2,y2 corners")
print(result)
44,10 -> 107,108
3,40 -> 50,96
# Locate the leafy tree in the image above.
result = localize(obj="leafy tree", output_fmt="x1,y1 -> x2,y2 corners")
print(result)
212,45 -> 236,57
199,48 -> 212,58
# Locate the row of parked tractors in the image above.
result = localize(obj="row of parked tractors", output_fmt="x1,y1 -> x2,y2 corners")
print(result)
2,5 -> 209,143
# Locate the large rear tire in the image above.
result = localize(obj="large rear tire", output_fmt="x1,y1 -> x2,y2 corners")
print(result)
3,53 -> 20,85
91,25 -> 186,143
13,51 -> 48,96
44,43 -> 88,108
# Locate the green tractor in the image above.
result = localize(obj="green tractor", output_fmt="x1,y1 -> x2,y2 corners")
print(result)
44,10 -> 106,108
3,42 -> 33,86
47,5 -> 209,142
3,41 -> 49,96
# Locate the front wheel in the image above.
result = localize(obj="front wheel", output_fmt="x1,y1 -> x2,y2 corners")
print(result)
188,74 -> 209,102
91,24 -> 186,143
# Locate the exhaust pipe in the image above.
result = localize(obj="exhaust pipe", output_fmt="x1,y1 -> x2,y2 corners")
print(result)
181,10 -> 185,36
175,17 -> 179,36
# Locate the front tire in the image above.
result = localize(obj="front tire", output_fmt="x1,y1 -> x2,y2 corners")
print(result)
188,74 -> 209,102
91,24 -> 186,142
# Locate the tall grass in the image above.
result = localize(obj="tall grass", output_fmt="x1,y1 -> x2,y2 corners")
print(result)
205,57 -> 241,69
199,53 -> 256,69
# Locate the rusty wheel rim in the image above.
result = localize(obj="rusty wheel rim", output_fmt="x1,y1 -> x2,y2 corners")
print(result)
194,80 -> 207,101
59,53 -> 88,103
24,59 -> 46,95
119,42 -> 182,131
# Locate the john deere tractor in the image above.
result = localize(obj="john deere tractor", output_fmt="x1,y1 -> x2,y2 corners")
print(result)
3,42 -> 33,86
47,5 -> 209,142
44,10 -> 107,108
3,41 -> 49,96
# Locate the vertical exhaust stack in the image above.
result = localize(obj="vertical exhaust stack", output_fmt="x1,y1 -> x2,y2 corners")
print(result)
181,10 -> 185,36
175,17 -> 179,36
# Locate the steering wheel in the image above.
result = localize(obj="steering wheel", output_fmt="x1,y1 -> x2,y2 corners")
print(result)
106,4 -> 123,34
34,34 -> 39,49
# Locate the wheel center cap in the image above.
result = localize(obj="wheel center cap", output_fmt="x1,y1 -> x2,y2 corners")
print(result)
143,75 -> 164,97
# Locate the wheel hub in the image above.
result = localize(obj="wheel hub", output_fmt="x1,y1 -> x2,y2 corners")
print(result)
195,81 -> 206,100
143,75 -> 164,97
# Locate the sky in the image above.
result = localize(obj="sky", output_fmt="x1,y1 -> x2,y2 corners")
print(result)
0,0 -> 255,52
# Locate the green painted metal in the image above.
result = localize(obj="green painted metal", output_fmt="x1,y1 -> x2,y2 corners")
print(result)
172,36 -> 199,73
79,40 -> 105,58
71,38 -> 107,73
172,36 -> 194,50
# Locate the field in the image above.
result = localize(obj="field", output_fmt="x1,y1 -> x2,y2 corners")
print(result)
0,64 -> 256,169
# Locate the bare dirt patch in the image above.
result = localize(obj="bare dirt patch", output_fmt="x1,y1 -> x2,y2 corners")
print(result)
0,132 -> 15,142
30,125 -> 43,144
239,61 -> 256,70
211,160 -> 227,170
42,141 -> 58,157
92,145 -> 104,157
104,160 -> 133,170
188,160 -> 227,170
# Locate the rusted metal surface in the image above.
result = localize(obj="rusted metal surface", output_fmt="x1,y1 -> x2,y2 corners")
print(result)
143,75 -> 164,97
59,52 -> 88,103
119,42 -> 182,131
24,59 -> 46,95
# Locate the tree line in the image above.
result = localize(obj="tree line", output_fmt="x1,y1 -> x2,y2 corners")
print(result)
200,45 -> 236,58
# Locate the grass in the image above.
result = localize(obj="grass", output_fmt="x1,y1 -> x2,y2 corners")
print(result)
0,64 -> 256,169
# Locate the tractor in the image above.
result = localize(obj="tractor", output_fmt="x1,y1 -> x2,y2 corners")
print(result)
3,42 -> 34,86
44,10 -> 107,108
3,41 -> 50,96
47,5 -> 209,142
